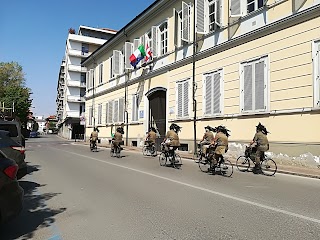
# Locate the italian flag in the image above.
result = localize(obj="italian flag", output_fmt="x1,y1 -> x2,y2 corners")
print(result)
130,45 -> 146,67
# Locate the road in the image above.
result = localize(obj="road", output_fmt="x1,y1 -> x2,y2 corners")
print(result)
1,135 -> 320,240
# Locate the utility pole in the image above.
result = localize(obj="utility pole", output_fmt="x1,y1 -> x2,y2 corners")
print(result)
192,4 -> 197,155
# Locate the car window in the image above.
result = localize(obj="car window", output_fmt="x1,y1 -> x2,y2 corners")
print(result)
0,124 -> 18,137
0,132 -> 21,147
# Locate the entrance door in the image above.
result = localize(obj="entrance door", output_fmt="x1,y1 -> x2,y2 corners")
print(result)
148,90 -> 166,151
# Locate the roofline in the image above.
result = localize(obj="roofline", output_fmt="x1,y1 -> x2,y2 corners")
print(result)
78,25 -> 118,34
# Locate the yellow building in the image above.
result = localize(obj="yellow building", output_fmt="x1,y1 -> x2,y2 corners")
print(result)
82,0 -> 320,158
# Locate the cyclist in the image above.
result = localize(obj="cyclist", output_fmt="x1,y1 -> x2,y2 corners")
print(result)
145,127 -> 157,147
250,122 -> 269,174
208,125 -> 230,172
199,126 -> 215,157
111,127 -> 124,153
90,127 -> 99,149
162,123 -> 181,156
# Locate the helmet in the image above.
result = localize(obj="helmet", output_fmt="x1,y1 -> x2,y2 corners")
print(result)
116,126 -> 124,134
256,122 -> 269,135
150,127 -> 157,132
216,125 -> 231,137
169,123 -> 181,133
204,125 -> 215,132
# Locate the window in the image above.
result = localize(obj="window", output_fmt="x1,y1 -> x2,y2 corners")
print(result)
132,94 -> 139,121
230,0 -> 264,17
106,98 -> 125,124
247,0 -> 264,14
82,43 -> 89,54
203,70 -> 223,116
314,41 -> 320,107
97,104 -> 102,125
174,3 -> 190,47
81,73 -> 86,85
99,63 -> 103,84
196,0 -> 221,34
240,56 -> 268,113
112,50 -> 122,77
176,79 -> 190,118
89,106 -> 93,125
159,22 -> 168,56
88,69 -> 94,89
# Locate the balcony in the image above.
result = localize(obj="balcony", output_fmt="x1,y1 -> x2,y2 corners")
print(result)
67,95 -> 85,103
67,64 -> 87,73
65,110 -> 80,118
66,80 -> 86,88
68,49 -> 90,58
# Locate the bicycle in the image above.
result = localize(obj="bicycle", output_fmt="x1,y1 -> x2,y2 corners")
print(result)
236,146 -> 277,176
197,145 -> 233,177
142,141 -> 157,157
110,141 -> 122,158
90,140 -> 98,152
159,144 -> 182,169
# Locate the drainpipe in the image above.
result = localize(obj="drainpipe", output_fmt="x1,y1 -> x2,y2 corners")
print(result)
125,69 -> 129,146
192,3 -> 197,155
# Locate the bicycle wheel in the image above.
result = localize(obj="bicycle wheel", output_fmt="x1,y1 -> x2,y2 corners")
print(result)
261,158 -> 277,176
236,156 -> 250,172
219,159 -> 233,177
150,145 -> 157,156
193,151 -> 201,163
142,146 -> 148,156
110,149 -> 114,157
198,158 -> 210,172
173,154 -> 182,169
116,147 -> 121,158
159,153 -> 167,166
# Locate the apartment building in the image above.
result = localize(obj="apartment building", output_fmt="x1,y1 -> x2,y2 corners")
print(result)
56,26 -> 117,139
82,0 -> 320,157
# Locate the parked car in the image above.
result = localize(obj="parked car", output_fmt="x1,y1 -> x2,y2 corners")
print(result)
0,130 -> 27,179
0,149 -> 24,224
0,120 -> 25,147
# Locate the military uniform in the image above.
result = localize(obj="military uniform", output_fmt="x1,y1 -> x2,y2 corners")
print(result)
112,131 -> 123,149
146,131 -> 157,145
211,132 -> 228,165
252,131 -> 269,164
90,131 -> 98,142
200,131 -> 214,154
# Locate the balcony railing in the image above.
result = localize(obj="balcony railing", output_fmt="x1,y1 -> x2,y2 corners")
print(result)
65,110 -> 80,118
66,80 -> 86,88
68,49 -> 90,58
67,95 -> 85,102
68,64 -> 87,72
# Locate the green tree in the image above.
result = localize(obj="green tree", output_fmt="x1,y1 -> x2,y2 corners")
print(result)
0,62 -> 32,123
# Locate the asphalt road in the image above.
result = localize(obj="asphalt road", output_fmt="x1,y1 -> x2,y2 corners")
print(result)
1,135 -> 320,240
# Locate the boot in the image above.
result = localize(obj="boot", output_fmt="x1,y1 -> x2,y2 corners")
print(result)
253,163 -> 262,174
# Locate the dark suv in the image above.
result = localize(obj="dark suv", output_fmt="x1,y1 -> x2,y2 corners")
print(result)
0,120 -> 25,147
0,130 -> 27,179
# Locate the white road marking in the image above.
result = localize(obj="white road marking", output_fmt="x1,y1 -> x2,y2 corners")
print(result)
59,148 -> 320,225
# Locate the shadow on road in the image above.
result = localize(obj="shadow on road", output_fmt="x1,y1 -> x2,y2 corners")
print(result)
0,180 -> 66,240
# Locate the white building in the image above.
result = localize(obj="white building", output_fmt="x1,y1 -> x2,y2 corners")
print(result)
56,26 -> 117,139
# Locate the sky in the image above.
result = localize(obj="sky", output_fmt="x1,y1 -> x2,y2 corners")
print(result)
0,0 -> 155,117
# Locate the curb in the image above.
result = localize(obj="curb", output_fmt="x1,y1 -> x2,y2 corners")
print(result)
72,141 -> 320,180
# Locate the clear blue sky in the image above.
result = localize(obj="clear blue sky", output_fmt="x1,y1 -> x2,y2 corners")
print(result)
0,0 -> 154,117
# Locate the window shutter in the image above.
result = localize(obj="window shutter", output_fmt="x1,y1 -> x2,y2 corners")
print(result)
196,0 -> 206,34
230,0 -> 242,17
125,42 -> 133,70
243,65 -> 253,111
205,75 -> 212,115
183,81 -> 189,116
108,101 -> 114,123
174,9 -> 179,46
114,99 -> 119,122
182,2 -> 190,42
89,69 -> 93,88
216,0 -> 222,27
317,43 -> 320,106
177,83 -> 183,117
86,71 -> 89,89
134,39 -> 140,51
151,26 -> 158,57
105,102 -> 109,124
255,61 -> 265,111
119,98 -> 124,122
213,72 -> 221,114
113,50 -> 121,75
132,95 -> 137,121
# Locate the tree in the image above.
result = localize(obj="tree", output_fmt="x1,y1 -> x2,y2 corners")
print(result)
0,62 -> 32,124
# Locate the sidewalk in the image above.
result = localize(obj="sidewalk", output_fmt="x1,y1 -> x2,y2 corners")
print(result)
75,140 -> 320,179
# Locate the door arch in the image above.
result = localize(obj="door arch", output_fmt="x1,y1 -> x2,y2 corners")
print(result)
146,87 -> 167,150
